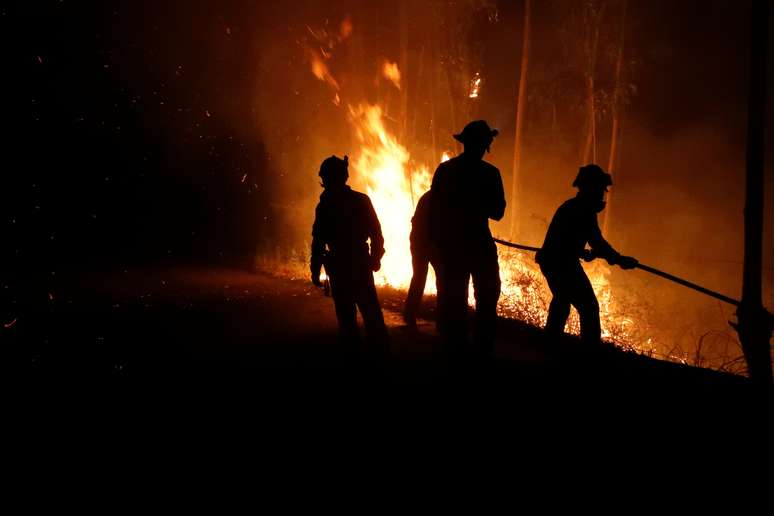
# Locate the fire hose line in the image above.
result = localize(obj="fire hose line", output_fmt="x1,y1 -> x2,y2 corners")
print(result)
492,237 -> 742,308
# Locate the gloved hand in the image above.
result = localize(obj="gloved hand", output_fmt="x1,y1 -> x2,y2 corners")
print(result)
618,256 -> 638,270
311,256 -> 323,287
370,256 -> 382,272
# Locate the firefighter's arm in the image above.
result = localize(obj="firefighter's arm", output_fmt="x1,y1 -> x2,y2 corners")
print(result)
588,217 -> 637,269
430,163 -> 444,190
310,206 -> 325,286
487,168 -> 506,221
366,198 -> 385,272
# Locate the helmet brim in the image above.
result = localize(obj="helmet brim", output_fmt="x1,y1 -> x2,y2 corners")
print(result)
453,128 -> 499,144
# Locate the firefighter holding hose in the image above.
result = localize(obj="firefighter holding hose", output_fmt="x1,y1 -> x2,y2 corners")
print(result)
536,164 -> 638,346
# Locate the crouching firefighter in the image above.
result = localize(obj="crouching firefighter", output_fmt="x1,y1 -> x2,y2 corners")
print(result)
535,164 -> 638,346
310,155 -> 389,350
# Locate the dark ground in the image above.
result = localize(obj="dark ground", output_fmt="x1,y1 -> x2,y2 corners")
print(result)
5,265 -> 773,471
4,266 -> 762,405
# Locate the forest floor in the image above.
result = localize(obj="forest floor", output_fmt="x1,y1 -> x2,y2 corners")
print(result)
6,267 -> 772,439
5,265 -> 771,471
5,266 -> 757,398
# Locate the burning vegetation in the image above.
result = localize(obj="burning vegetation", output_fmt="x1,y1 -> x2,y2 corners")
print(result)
11,1 -> 773,384
247,3 -> 770,376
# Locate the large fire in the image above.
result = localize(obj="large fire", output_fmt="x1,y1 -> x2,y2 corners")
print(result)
347,103 -> 432,289
344,100 -> 656,355
296,17 -> 711,366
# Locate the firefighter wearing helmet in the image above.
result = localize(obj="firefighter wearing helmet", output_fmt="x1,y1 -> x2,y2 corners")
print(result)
427,120 -> 506,359
311,155 -> 389,350
536,164 -> 638,346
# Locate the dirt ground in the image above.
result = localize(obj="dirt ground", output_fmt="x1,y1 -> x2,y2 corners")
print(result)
5,265 -> 754,400
5,267 -> 773,461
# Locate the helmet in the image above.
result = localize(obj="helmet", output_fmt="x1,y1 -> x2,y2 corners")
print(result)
572,164 -> 613,190
319,155 -> 349,187
453,120 -> 499,145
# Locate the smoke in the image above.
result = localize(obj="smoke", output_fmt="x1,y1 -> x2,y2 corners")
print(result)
246,0 -> 772,371
12,0 -> 771,366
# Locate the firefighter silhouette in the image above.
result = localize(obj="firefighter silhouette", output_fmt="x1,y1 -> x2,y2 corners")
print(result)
536,164 -> 638,346
429,121 -> 506,357
310,155 -> 389,348
403,190 -> 437,327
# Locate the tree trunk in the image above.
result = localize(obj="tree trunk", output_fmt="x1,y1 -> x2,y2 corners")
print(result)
736,0 -> 772,383
411,45 -> 426,145
509,0 -> 531,240
399,0 -> 409,141
445,65 -> 459,153
581,2 -> 606,165
429,1 -> 439,162
602,0 -> 627,236
582,76 -> 595,164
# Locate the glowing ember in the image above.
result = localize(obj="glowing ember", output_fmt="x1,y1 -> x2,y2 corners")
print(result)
382,61 -> 402,90
469,72 -> 482,98
304,17 -> 353,104
308,49 -> 340,92
339,17 -> 353,39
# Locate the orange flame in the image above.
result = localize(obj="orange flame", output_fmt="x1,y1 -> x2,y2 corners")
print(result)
347,107 -> 655,353
307,48 -> 340,92
382,61 -> 401,90
347,103 -> 431,288
299,18 -> 667,362
469,72 -> 482,98
340,16 -> 353,40
304,16 -> 354,104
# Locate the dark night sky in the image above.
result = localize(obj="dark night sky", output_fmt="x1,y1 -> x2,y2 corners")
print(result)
2,0 -> 772,305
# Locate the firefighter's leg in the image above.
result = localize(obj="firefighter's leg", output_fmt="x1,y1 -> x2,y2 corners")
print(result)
471,245 -> 501,356
434,261 -> 454,343
570,269 -> 601,345
330,274 -> 359,343
436,258 -> 470,355
545,297 -> 572,337
356,271 -> 389,349
541,266 -> 572,338
404,251 -> 429,325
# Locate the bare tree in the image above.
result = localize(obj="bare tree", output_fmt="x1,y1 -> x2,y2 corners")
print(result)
602,0 -> 626,236
735,0 -> 772,383
434,0 -> 499,154
509,0 -> 531,239
580,0 -> 606,165
399,0 -> 409,140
